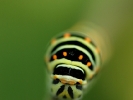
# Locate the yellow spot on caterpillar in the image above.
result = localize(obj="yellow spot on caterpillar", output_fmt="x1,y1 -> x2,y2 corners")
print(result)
89,74 -> 93,79
53,75 -> 57,79
63,52 -> 67,56
51,39 -> 56,44
53,55 -> 57,60
78,79 -> 83,84
64,33 -> 71,38
78,55 -> 83,60
60,79 -> 67,84
85,37 -> 91,43
96,48 -> 100,53
45,57 -> 48,62
87,62 -> 91,67
68,81 -> 76,85
96,67 -> 100,73
60,79 -> 76,85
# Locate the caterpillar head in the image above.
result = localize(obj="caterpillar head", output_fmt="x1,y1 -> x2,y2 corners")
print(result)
50,64 -> 87,100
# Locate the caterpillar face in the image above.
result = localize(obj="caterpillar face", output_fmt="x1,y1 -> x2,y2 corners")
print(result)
45,32 -> 101,100
51,80 -> 83,100
50,64 -> 86,100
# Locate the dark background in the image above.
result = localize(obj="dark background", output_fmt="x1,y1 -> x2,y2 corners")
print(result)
0,0 -> 133,100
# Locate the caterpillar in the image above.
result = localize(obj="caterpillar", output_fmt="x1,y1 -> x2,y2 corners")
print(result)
45,31 -> 101,100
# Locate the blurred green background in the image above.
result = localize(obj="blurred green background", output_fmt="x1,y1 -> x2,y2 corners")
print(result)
0,0 -> 133,100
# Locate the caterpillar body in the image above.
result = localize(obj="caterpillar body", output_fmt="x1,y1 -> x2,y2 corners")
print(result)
45,32 -> 101,100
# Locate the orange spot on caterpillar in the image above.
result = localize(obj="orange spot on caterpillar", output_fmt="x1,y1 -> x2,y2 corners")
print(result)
53,55 -> 57,60
64,33 -> 71,38
87,62 -> 91,67
85,37 -> 91,43
63,52 -> 67,56
78,55 -> 83,60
